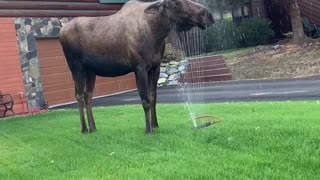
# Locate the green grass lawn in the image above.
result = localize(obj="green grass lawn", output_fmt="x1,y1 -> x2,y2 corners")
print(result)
0,102 -> 320,180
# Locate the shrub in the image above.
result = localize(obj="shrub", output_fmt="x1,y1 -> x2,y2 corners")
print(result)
163,43 -> 184,63
204,19 -> 241,52
203,18 -> 275,52
238,18 -> 275,47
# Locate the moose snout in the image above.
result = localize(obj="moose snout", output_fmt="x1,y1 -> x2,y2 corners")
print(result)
203,11 -> 215,26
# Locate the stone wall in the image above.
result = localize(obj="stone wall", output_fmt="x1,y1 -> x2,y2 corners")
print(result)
14,17 -> 71,110
158,59 -> 189,86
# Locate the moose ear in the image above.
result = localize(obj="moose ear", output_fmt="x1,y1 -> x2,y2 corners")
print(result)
144,0 -> 167,14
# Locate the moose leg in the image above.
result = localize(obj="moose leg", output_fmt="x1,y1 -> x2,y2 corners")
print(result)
148,66 -> 160,129
74,75 -> 88,134
84,73 -> 97,133
135,67 -> 152,134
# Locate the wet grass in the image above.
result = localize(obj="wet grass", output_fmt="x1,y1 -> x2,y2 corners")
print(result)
0,102 -> 320,179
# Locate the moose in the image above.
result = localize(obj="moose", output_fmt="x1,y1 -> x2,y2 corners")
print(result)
59,0 -> 214,134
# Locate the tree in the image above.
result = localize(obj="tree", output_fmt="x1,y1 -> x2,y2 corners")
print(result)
289,0 -> 304,45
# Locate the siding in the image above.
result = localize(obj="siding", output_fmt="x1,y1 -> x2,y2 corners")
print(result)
0,18 -> 26,115
299,0 -> 320,25
252,0 -> 266,18
0,0 -> 122,17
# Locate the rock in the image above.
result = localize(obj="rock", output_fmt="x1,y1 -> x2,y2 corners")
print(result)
178,65 -> 186,71
161,63 -> 168,67
160,73 -> 169,78
273,44 -> 280,50
160,67 -> 167,72
171,64 -> 178,68
60,18 -> 70,27
168,80 -> 179,85
29,64 -> 40,79
158,78 -> 167,84
167,68 -> 178,75
168,74 -> 179,81
169,61 -> 179,65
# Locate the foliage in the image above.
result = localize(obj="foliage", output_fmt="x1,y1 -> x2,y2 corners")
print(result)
163,43 -> 184,63
238,18 -> 275,47
204,19 -> 241,52
204,18 -> 274,52
0,102 -> 320,179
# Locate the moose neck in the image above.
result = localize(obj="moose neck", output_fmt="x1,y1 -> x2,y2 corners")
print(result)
148,12 -> 173,45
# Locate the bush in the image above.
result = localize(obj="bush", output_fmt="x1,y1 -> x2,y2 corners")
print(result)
163,43 -> 184,63
204,19 -> 241,52
238,18 -> 274,47
203,18 -> 275,52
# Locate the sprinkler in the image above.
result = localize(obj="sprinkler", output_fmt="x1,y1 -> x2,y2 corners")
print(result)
194,115 -> 223,129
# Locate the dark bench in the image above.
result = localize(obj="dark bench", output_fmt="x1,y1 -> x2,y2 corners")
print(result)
0,91 -> 15,118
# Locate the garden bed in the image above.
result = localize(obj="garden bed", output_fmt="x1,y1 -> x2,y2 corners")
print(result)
222,40 -> 320,80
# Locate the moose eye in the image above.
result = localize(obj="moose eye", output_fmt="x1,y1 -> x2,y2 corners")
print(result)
173,0 -> 180,7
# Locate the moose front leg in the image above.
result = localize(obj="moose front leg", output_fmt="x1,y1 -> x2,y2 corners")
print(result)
135,67 -> 153,134
148,66 -> 160,129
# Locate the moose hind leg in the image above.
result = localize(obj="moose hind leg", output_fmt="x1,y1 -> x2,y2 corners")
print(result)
84,73 -> 97,133
74,75 -> 88,134
135,67 -> 152,134
148,67 -> 160,129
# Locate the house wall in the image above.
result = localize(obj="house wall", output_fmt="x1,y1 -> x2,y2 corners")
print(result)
0,0 -> 122,17
299,0 -> 320,25
252,0 -> 267,18
0,18 -> 27,115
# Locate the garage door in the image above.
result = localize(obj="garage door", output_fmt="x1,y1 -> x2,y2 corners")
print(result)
37,39 -> 136,107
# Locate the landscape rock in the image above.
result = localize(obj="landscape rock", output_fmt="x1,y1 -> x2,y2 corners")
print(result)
158,78 -> 167,84
168,74 -> 179,81
273,44 -> 280,50
178,65 -> 186,71
168,80 -> 179,85
167,68 -> 179,75
160,73 -> 169,78
160,67 -> 167,72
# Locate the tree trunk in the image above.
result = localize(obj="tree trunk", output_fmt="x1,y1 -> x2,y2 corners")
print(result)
220,11 -> 224,19
289,0 -> 304,45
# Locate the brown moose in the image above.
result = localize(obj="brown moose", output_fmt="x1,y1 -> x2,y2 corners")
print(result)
59,0 -> 214,134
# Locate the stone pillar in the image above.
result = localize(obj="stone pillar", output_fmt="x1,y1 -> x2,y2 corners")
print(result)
15,18 -> 45,110
14,17 -> 72,110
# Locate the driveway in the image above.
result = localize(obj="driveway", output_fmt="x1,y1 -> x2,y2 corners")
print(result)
53,76 -> 320,109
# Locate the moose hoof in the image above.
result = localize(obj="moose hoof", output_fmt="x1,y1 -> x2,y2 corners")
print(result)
152,124 -> 159,129
145,130 -> 153,135
81,129 -> 89,134
89,128 -> 97,134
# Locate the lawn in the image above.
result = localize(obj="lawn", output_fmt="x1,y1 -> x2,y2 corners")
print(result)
0,102 -> 320,179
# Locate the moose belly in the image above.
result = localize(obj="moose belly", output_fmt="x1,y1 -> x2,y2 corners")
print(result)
85,58 -> 134,77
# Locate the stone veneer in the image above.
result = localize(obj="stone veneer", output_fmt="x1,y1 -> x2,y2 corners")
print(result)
14,17 -> 71,110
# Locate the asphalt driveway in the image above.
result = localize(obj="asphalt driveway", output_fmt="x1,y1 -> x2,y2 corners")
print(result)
52,76 -> 320,109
